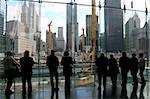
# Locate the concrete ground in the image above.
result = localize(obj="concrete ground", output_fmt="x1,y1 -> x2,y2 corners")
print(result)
0,80 -> 149,99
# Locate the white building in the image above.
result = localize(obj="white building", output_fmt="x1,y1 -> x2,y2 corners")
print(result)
6,20 -> 36,54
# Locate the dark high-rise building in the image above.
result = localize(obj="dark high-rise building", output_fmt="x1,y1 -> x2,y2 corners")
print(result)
86,15 -> 99,52
66,2 -> 78,51
104,0 -> 123,52
0,0 -> 5,52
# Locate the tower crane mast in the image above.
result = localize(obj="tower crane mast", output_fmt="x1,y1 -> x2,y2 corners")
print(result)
47,21 -> 52,55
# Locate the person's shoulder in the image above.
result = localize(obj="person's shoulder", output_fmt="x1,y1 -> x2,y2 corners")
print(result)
29,57 -> 33,60
20,57 -> 24,60
54,55 -> 58,58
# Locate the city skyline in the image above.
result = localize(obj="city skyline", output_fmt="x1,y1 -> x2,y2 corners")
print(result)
5,0 -> 149,42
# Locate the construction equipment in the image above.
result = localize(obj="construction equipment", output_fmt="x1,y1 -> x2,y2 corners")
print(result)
92,0 -> 97,63
47,21 -> 52,55
82,28 -> 85,63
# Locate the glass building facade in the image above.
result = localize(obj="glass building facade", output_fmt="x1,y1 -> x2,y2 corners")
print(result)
0,0 -> 150,99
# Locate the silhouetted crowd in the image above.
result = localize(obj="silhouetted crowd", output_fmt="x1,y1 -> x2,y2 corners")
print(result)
2,50 -> 147,99
96,52 -> 146,90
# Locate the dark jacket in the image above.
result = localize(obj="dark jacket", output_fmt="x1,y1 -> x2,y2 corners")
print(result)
61,56 -> 73,76
20,56 -> 34,75
130,57 -> 138,70
95,56 -> 108,74
46,55 -> 59,71
119,56 -> 130,71
108,58 -> 119,74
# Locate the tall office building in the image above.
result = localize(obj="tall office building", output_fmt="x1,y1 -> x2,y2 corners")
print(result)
0,0 -> 5,52
21,1 -> 39,54
104,0 -> 123,52
66,2 -> 78,52
6,20 -> 36,54
21,1 -> 38,33
58,27 -> 64,40
125,13 -> 140,52
21,2 -> 28,27
86,15 -> 98,52
46,30 -> 57,51
56,27 -> 65,51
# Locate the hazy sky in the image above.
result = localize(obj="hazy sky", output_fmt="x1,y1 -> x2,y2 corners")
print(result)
6,0 -> 150,41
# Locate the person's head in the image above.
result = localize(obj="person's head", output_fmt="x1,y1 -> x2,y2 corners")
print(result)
139,53 -> 144,58
64,51 -> 69,56
51,50 -> 55,55
24,50 -> 29,56
110,54 -> 114,58
122,52 -> 126,57
100,53 -> 104,57
132,53 -> 136,57
6,51 -> 13,56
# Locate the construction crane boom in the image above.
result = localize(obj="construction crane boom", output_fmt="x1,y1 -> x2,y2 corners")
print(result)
82,28 -> 85,63
47,21 -> 52,55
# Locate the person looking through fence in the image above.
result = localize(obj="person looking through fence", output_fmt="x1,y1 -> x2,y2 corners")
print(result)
20,50 -> 34,98
46,50 -> 59,92
61,51 -> 73,96
130,53 -> 138,86
138,53 -> 146,84
119,52 -> 130,87
108,54 -> 119,88
3,51 -> 20,96
95,53 -> 108,90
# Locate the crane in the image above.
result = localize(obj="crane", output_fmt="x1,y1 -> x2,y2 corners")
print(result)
92,0 -> 97,63
47,21 -> 52,55
82,28 -> 85,63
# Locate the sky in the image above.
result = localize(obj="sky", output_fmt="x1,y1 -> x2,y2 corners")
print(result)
6,0 -> 150,42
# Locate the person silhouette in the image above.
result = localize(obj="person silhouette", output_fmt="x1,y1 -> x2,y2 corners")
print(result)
20,50 -> 34,98
139,83 -> 146,99
138,53 -> 146,84
3,51 -> 20,96
119,52 -> 130,87
95,53 -> 108,89
130,85 -> 138,99
61,51 -> 73,97
108,54 -> 119,88
130,53 -> 138,86
46,50 -> 59,92
120,86 -> 128,99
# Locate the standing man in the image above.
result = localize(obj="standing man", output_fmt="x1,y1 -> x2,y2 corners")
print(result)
130,53 -> 138,86
95,53 -> 108,89
61,51 -> 73,96
20,50 -> 34,97
119,52 -> 130,87
46,50 -> 59,91
138,53 -> 146,84
108,54 -> 119,88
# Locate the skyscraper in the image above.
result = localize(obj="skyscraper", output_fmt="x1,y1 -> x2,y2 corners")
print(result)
0,0 -> 5,52
21,1 -> 39,54
21,2 -> 28,27
58,27 -> 64,40
56,27 -> 65,51
125,13 -> 140,52
21,1 -> 38,33
86,15 -> 98,52
104,0 -> 123,52
66,2 -> 78,52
